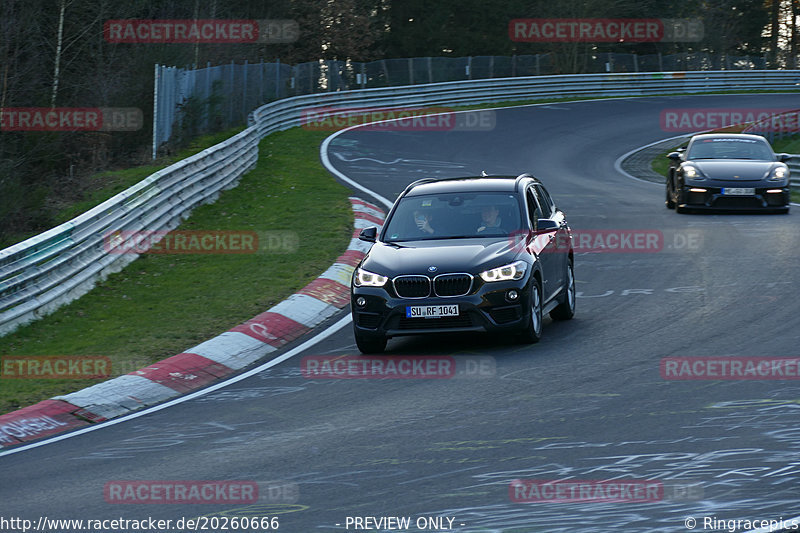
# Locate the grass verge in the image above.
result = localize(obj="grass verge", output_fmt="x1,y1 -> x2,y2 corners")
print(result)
0,128 -> 352,414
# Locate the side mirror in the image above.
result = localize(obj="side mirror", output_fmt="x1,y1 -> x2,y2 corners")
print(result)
537,219 -> 559,232
778,153 -> 792,162
358,226 -> 377,243
667,152 -> 682,161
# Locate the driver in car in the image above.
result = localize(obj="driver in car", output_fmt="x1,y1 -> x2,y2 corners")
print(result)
477,204 -> 504,234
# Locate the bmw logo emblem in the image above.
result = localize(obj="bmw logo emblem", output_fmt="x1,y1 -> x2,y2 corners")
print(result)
428,265 -> 438,272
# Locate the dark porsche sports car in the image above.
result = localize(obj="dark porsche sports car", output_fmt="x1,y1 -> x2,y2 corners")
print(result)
665,133 -> 791,213
350,174 -> 575,354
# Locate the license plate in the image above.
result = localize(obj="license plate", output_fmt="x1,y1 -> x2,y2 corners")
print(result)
406,305 -> 459,319
722,188 -> 755,196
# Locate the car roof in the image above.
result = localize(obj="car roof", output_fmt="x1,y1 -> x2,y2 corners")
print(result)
404,175 -> 540,197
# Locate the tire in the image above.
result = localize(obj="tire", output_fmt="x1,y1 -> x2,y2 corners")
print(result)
665,177 -> 675,209
518,277 -> 543,344
354,327 -> 386,354
550,261 -> 575,321
675,186 -> 688,214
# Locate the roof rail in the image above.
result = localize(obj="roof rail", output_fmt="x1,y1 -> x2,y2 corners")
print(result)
514,173 -> 534,192
401,177 -> 439,196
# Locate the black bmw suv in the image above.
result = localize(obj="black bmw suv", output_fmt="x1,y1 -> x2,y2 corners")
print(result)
350,174 -> 575,353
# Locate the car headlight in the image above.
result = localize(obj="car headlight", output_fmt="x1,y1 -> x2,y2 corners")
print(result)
683,165 -> 704,180
354,268 -> 388,287
479,260 -> 528,282
769,166 -> 789,181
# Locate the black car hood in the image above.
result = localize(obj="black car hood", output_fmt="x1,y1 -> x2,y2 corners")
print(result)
363,238 -> 519,276
688,160 -> 778,181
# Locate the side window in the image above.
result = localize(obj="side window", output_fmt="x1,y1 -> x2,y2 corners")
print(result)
535,185 -> 555,217
526,188 -> 542,230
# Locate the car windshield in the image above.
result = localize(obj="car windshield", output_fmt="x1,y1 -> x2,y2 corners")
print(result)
382,191 -> 523,242
687,138 -> 775,160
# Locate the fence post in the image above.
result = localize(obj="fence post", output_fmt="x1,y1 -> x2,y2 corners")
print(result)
276,58 -> 281,99
467,56 -> 472,79
408,57 -> 414,85
428,56 -> 433,83
512,54 -> 516,77
152,64 -> 159,160
229,60 -> 235,127
658,52 -> 663,72
243,59 -> 248,122
535,54 -> 540,76
361,62 -> 366,89
633,53 -> 639,73
259,58 -> 264,103
489,55 -> 494,78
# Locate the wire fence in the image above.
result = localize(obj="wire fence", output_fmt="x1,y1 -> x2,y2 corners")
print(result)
153,51 -> 770,157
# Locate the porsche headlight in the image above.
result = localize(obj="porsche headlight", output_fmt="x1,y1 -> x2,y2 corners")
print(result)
769,166 -> 789,181
683,165 -> 703,180
354,268 -> 388,287
479,260 -> 528,282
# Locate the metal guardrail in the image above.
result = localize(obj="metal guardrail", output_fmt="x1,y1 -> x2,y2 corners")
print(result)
2,70 -> 800,336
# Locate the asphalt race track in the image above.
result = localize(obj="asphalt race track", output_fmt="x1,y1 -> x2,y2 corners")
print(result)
3,94 -> 800,533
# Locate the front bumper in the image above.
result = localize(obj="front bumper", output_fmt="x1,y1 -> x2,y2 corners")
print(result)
351,279 -> 532,338
679,185 -> 790,212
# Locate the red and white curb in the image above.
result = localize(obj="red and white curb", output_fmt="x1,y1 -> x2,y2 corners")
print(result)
0,197 -> 383,447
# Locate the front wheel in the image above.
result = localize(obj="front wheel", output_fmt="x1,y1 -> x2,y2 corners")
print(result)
665,177 -> 675,209
518,278 -> 543,344
675,184 -> 689,213
354,326 -> 386,354
550,261 -> 575,321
